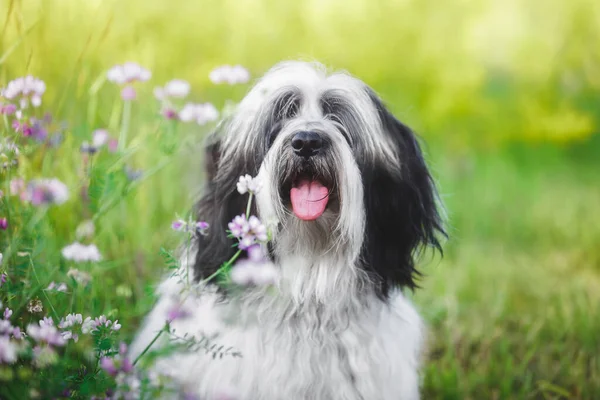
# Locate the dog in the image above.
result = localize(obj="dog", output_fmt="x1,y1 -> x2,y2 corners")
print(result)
131,61 -> 445,400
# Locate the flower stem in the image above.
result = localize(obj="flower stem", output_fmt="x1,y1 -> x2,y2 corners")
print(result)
133,325 -> 167,366
201,249 -> 242,284
118,99 -> 132,152
29,255 -> 60,321
245,193 -> 253,217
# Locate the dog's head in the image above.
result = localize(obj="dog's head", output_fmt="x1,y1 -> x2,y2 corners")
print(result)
194,61 -> 445,298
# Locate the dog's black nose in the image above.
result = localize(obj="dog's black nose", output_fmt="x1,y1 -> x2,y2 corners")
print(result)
291,131 -> 323,159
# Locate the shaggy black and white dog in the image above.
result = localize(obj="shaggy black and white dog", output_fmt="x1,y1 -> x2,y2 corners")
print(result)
131,61 -> 445,399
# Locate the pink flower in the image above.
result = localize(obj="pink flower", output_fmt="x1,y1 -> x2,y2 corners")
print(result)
0,218 -> 7,230
0,103 -> 17,115
24,179 -> 69,206
228,215 -> 268,250
0,336 -> 17,364
92,129 -> 110,147
120,86 -> 137,101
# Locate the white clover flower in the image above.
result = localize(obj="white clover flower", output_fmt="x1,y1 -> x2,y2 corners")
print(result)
81,317 -> 95,334
154,79 -> 190,100
209,65 -> 250,85
24,178 -> 69,206
61,242 -> 102,263
236,174 -> 262,195
0,336 -> 17,364
58,313 -> 83,329
179,102 -> 219,125
1,75 -> 46,108
107,62 -> 151,85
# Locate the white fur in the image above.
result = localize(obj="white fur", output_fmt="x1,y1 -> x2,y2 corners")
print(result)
131,61 -> 427,400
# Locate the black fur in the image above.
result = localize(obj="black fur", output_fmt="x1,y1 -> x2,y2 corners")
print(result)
359,90 -> 446,297
193,90 -> 298,282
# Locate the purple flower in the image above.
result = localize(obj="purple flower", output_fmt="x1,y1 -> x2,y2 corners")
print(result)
0,218 -> 7,230
24,179 -> 69,206
166,301 -> 192,323
46,281 -> 68,292
0,273 -> 6,286
171,220 -> 186,231
101,357 -> 118,376
196,221 -> 209,236
12,326 -> 24,340
27,320 -> 66,346
4,308 -> 13,320
228,215 -> 268,250
0,103 -> 17,115
58,313 -> 83,329
0,336 -> 17,364
161,107 -> 179,120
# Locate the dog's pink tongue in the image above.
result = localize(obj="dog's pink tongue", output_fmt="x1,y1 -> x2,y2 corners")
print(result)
290,180 -> 329,221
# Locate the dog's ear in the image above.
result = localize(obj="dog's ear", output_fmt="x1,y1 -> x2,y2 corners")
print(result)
360,89 -> 446,296
193,136 -> 258,282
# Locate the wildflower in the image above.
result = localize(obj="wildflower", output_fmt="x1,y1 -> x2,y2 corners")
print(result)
24,178 -> 69,206
196,221 -> 209,236
108,138 -> 119,153
27,320 -> 66,346
230,244 -> 278,287
0,218 -> 7,230
166,300 -> 192,323
4,308 -> 12,319
0,103 -> 17,116
61,330 -> 79,342
61,242 -> 102,262
236,174 -> 262,195
67,268 -> 92,286
92,129 -> 110,147
209,65 -> 250,85
27,299 -> 43,313
9,178 -> 25,196
0,75 -> 46,108
179,102 -> 219,125
0,319 -> 12,334
171,220 -> 186,231
76,220 -> 95,239
228,215 -> 268,250
81,317 -> 96,334
101,342 -> 133,377
12,326 -> 24,340
58,313 -> 83,329
107,62 -> 151,101
230,258 -> 278,287
0,272 -> 6,286
45,281 -> 68,292
161,107 -> 179,120
107,62 -> 151,85
0,336 -> 17,364
154,79 -> 190,100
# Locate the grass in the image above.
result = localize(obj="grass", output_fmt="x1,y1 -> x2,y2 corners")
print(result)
0,0 -> 599,398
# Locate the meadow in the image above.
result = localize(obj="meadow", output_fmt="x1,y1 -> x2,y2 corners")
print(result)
1,0 -> 599,398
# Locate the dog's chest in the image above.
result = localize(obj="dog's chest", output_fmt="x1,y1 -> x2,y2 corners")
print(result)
186,298 -> 394,400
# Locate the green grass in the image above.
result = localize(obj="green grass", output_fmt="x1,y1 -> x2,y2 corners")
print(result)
418,144 -> 600,399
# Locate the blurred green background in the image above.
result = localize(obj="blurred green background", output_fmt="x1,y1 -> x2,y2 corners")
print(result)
1,0 -> 599,398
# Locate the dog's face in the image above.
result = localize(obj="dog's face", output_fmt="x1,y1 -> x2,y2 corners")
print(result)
194,61 -> 445,298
